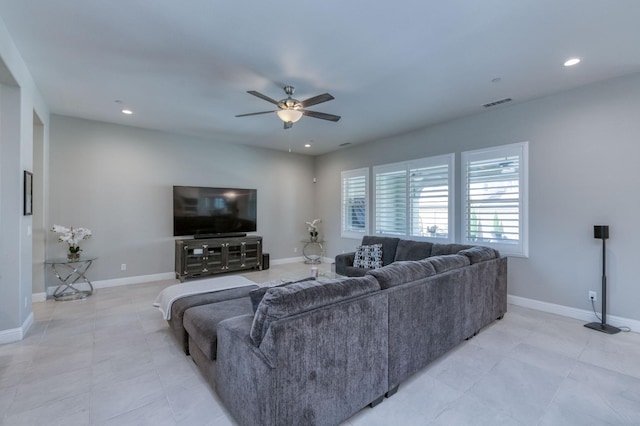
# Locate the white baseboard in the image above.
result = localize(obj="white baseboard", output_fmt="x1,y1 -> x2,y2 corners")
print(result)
0,312 -> 34,345
92,272 -> 176,289
32,292 -> 47,303
508,294 -> 639,333
271,256 -> 304,265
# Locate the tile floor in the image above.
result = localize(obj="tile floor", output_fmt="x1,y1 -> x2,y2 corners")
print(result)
1,262 -> 640,425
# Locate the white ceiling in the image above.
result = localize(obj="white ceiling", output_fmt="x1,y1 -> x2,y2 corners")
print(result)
0,0 -> 639,155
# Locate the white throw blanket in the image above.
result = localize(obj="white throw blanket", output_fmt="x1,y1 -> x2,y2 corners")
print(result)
153,275 -> 255,320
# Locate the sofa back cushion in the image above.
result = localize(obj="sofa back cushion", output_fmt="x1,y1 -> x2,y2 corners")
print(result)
249,277 -> 316,313
394,240 -> 433,262
431,243 -> 474,256
366,260 -> 436,289
362,236 -> 400,266
458,246 -> 500,264
423,254 -> 470,274
250,275 -> 380,346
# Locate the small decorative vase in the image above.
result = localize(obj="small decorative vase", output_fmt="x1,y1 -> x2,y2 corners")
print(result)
68,246 -> 81,260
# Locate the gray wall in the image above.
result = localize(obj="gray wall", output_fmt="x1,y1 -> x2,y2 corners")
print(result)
48,115 -> 316,284
316,72 -> 640,321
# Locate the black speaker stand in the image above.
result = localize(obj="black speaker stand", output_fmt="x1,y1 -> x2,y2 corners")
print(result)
584,227 -> 620,334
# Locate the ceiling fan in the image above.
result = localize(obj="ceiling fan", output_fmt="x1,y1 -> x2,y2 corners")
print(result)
236,85 -> 341,129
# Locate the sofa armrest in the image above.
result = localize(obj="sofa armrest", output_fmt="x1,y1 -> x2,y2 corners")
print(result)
335,252 -> 355,275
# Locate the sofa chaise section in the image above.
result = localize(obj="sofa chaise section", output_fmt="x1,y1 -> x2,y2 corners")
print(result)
215,276 -> 389,426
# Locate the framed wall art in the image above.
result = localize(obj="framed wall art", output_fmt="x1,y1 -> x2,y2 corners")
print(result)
24,170 -> 33,216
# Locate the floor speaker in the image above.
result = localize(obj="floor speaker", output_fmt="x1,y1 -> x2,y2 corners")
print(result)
262,253 -> 270,270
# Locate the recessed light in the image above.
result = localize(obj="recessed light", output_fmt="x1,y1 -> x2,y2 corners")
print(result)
564,58 -> 581,67
304,144 -> 311,148
122,109 -> 133,115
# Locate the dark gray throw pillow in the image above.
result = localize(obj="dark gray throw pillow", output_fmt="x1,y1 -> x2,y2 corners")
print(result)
249,277 -> 315,313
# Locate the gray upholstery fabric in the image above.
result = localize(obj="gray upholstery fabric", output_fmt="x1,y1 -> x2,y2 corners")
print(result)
362,236 -> 400,266
366,260 -> 436,289
334,252 -> 355,276
430,243 -> 474,256
343,265 -> 370,277
188,335 -> 217,387
217,292 -> 389,426
183,296 -> 254,360
394,239 -> 433,261
423,254 -> 470,274
167,284 -> 258,354
458,246 -> 500,264
386,256 -> 508,390
248,277 -> 315,313
250,275 -> 380,346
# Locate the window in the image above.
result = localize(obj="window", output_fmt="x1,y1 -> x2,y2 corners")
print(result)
461,142 -> 528,257
374,154 -> 454,241
341,168 -> 369,238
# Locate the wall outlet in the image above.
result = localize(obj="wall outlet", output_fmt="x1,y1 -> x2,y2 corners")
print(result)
121,263 -> 127,271
588,291 -> 597,301
293,247 -> 298,253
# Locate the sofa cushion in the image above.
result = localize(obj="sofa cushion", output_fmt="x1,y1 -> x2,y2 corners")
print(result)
353,244 -> 383,269
183,297 -> 254,361
362,236 -> 400,266
394,240 -> 433,262
343,265 -> 371,277
423,254 -> 470,274
366,260 -> 437,289
249,277 -> 315,313
458,246 -> 500,264
250,275 -> 380,346
431,243 -> 474,256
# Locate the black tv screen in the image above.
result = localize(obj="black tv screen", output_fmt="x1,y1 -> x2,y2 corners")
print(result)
173,186 -> 257,237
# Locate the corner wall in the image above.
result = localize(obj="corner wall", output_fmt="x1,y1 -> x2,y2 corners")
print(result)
48,115 -> 316,287
316,72 -> 640,322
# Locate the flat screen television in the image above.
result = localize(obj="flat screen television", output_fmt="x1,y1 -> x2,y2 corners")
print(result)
173,186 -> 257,237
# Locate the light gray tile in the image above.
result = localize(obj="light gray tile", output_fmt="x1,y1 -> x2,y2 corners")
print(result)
164,376 -> 226,423
428,393 -> 524,426
91,371 -> 166,422
580,332 -> 640,379
98,397 -> 176,426
506,343 -> 577,377
467,357 -> 564,424
426,342 -> 503,392
3,393 -> 91,426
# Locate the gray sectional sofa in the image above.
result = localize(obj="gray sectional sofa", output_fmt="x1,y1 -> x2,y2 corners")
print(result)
169,237 -> 507,426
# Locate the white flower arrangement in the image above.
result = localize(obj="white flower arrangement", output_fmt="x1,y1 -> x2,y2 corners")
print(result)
51,224 -> 92,254
305,219 -> 321,239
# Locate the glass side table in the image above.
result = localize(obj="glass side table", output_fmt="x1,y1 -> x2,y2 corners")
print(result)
45,256 -> 97,301
302,240 -> 324,264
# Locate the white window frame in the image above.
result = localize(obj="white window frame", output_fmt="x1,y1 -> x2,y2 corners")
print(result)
341,168 -> 369,239
461,141 -> 529,257
373,154 -> 454,242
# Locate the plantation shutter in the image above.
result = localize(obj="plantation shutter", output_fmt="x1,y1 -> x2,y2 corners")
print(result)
341,168 -> 369,238
374,154 -> 453,240
462,142 -> 528,256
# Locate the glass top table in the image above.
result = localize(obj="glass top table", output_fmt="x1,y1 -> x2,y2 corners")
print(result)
45,256 -> 97,301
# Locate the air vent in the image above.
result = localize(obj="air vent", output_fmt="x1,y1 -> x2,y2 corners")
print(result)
483,97 -> 512,108
339,142 -> 352,147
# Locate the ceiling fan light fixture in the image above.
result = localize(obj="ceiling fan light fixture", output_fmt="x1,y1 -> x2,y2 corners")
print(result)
277,109 -> 303,123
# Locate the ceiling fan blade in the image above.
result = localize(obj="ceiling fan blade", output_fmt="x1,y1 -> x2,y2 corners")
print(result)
247,91 -> 280,105
300,93 -> 334,108
302,110 -> 341,122
235,110 -> 278,117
